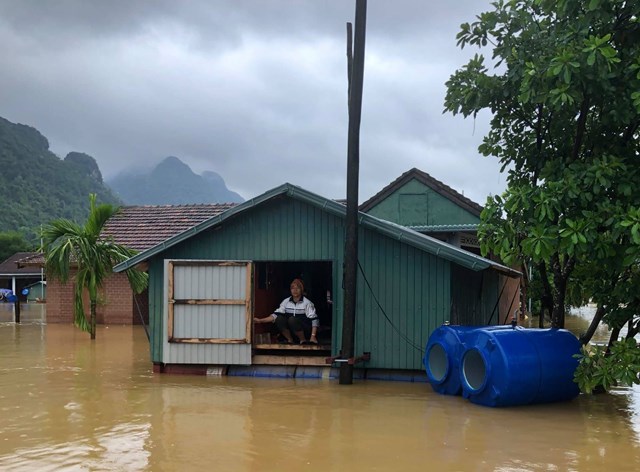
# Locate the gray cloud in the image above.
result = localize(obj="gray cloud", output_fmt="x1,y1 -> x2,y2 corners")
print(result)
0,0 -> 503,204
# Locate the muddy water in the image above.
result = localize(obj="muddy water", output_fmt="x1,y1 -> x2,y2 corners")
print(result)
1,304 -> 639,471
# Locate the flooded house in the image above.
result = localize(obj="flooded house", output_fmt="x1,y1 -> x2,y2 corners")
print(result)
0,252 -> 43,301
114,183 -> 521,376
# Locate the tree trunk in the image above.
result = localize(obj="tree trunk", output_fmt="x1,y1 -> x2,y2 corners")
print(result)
551,294 -> 566,328
579,305 -> 606,345
606,326 -> 621,354
538,262 -> 553,328
90,299 -> 97,340
626,318 -> 640,340
551,258 -> 568,328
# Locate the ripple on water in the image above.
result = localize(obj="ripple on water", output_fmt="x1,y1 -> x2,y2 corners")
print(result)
0,422 -> 151,472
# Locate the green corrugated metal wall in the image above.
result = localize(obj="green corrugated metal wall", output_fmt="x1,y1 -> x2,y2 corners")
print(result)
146,197 -> 490,371
356,227 -> 450,370
450,265 -> 500,325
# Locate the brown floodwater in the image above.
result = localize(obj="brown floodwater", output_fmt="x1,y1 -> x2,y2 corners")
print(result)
1,304 -> 639,471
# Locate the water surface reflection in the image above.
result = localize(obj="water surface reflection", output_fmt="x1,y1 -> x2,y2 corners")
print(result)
0,304 -> 639,471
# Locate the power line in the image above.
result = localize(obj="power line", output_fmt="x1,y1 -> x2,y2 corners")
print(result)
357,260 -> 424,354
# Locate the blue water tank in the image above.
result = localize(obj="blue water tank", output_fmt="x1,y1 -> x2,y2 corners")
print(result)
424,325 -> 513,395
424,325 -> 477,395
460,327 -> 581,407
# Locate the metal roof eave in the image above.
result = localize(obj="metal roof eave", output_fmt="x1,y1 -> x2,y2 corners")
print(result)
358,215 -> 520,277
409,224 -> 480,233
114,183 -> 521,278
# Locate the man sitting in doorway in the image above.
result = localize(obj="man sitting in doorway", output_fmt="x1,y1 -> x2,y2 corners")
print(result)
254,278 -> 319,344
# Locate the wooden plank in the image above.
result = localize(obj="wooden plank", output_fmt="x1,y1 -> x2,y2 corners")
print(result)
252,355 -> 329,366
245,262 -> 253,344
253,343 -> 330,351
173,299 -> 246,306
167,261 -> 175,340
169,338 -> 249,344
171,260 -> 248,268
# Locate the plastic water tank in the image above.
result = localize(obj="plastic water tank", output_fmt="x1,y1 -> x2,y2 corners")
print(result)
424,325 -> 512,395
424,325 -> 477,395
460,327 -> 581,407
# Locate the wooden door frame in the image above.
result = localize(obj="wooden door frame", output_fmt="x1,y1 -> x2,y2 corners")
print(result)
167,260 -> 253,343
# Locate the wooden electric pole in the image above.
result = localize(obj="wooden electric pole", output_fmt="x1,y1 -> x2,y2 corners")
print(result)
340,0 -> 367,385
14,298 -> 21,323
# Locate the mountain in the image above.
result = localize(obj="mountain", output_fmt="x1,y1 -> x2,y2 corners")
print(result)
0,116 -> 121,241
107,156 -> 244,205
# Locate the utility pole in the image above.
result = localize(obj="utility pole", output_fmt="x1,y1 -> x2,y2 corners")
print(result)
340,0 -> 367,385
14,298 -> 21,323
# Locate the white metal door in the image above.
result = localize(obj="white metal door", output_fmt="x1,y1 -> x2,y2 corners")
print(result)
163,260 -> 253,365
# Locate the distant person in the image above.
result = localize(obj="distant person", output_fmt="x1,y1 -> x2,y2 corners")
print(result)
254,279 -> 319,344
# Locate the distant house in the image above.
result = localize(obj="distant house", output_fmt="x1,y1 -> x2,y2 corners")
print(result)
113,183 -> 521,374
0,252 -> 43,301
23,281 -> 46,302
360,168 -> 522,324
18,204 -> 235,324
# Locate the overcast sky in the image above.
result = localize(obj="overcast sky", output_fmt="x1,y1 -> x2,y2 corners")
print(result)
0,0 -> 504,204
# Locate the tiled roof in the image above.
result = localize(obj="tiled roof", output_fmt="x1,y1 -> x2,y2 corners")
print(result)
16,204 -> 236,267
0,252 -> 42,275
102,203 -> 236,251
359,167 -> 484,215
101,204 -> 235,251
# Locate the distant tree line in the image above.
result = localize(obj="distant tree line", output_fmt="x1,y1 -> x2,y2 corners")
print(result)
0,231 -> 35,262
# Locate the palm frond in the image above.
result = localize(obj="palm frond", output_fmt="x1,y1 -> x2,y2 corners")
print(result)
85,193 -> 116,237
42,218 -> 84,240
42,221 -> 84,282
126,267 -> 149,294
101,242 -> 149,294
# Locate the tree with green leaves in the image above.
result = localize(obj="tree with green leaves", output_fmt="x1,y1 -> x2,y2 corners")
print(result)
444,0 -> 639,392
0,231 -> 34,263
42,194 -> 147,339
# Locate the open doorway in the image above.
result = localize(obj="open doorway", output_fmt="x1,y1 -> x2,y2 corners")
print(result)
253,261 -> 333,346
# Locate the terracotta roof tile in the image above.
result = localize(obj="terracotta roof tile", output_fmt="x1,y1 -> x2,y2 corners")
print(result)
17,204 -> 236,267
101,204 -> 235,251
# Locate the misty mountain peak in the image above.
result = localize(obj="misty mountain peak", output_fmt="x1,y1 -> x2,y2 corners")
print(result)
156,156 -> 190,173
108,157 -> 244,205
65,152 -> 103,183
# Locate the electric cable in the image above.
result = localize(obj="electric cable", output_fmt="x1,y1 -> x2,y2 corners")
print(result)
357,260 -> 425,354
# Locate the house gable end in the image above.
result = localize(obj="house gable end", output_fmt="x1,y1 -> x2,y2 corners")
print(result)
364,179 -> 482,227
360,168 -> 483,224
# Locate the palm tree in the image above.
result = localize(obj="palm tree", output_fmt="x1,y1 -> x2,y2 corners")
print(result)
42,194 -> 148,339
